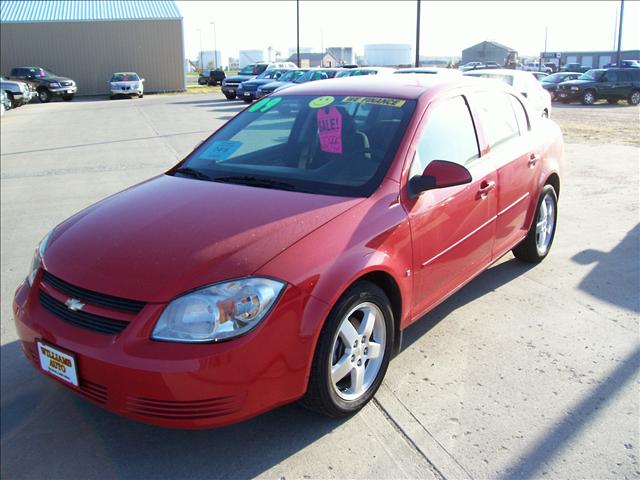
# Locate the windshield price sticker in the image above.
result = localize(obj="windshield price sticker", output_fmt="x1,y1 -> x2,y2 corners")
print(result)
317,106 -> 343,154
309,96 -> 335,108
37,341 -> 79,386
200,140 -> 242,161
248,97 -> 282,113
343,96 -> 406,107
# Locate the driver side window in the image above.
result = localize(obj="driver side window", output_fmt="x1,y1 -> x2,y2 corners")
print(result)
411,96 -> 479,176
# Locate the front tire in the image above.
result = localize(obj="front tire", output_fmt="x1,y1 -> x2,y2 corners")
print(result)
628,90 -> 640,106
224,92 -> 236,100
300,281 -> 394,418
62,94 -> 74,102
38,88 -> 51,103
512,184 -> 558,263
581,90 -> 596,105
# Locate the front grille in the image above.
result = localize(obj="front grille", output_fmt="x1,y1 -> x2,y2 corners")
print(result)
42,271 -> 145,313
126,395 -> 244,420
243,84 -> 257,92
225,82 -> 239,87
39,290 -> 129,335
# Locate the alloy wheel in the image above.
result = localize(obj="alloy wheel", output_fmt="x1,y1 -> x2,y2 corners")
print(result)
536,192 -> 556,255
330,302 -> 386,401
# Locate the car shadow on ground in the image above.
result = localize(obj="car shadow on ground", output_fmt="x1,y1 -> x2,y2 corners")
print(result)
571,223 -> 639,312
401,257 -> 536,351
0,341 -> 347,479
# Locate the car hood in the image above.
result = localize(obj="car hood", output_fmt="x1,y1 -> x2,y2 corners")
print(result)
225,74 -> 255,83
44,75 -> 73,83
110,81 -> 139,86
558,79 -> 593,87
44,175 -> 362,302
261,80 -> 291,90
242,79 -> 275,87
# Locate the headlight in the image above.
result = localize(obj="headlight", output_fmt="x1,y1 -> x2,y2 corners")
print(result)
570,86 -> 580,91
151,277 -> 286,343
49,81 -> 60,87
131,82 -> 139,89
28,230 -> 54,286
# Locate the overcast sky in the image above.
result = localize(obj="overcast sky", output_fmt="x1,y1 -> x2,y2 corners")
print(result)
176,1 -> 639,63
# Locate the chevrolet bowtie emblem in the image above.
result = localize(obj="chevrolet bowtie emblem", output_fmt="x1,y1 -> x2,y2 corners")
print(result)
65,298 -> 85,311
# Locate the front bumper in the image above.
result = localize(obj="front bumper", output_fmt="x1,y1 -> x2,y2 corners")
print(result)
555,89 -> 581,101
13,272 -> 329,429
110,86 -> 142,96
221,85 -> 239,95
49,85 -> 77,96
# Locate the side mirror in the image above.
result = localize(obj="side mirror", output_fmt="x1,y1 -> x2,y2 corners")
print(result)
141,78 -> 145,82
408,160 -> 472,198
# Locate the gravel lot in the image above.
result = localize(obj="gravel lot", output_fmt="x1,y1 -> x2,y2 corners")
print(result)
1,94 -> 638,480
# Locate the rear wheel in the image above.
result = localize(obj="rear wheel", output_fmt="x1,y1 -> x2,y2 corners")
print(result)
299,281 -> 394,417
581,90 -> 596,105
38,88 -> 51,103
628,90 -> 640,106
7,92 -> 19,108
512,184 -> 558,263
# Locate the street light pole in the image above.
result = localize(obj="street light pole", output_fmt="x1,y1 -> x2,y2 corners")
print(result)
210,21 -> 217,69
616,0 -> 624,66
415,0 -> 421,67
197,28 -> 203,72
296,0 -> 300,67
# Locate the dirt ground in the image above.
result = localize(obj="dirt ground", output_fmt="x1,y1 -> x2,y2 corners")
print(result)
551,103 -> 640,146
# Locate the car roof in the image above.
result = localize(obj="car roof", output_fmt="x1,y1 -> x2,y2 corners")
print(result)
113,72 -> 138,75
395,67 -> 460,74
465,68 -> 534,78
276,73 -> 493,100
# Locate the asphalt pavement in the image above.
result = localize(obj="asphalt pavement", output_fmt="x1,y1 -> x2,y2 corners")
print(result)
1,94 -> 638,479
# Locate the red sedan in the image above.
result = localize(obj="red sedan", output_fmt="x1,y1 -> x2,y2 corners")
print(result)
13,75 -> 564,429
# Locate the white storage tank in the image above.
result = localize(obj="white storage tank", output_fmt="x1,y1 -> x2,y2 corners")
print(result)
364,44 -> 412,66
239,50 -> 264,68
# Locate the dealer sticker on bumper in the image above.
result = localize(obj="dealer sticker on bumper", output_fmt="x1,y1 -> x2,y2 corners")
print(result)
37,340 -> 78,386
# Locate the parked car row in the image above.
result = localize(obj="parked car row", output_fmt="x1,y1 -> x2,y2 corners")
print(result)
8,67 -> 76,102
0,75 -> 36,111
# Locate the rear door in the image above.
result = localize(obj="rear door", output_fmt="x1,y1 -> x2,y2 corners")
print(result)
467,91 -> 540,258
405,95 -> 498,318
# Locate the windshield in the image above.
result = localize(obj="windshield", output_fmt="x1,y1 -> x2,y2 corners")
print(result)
579,70 -> 603,81
257,69 -> 285,80
336,70 -> 354,78
543,73 -> 567,83
239,65 -> 258,75
175,95 -> 416,197
111,73 -> 139,82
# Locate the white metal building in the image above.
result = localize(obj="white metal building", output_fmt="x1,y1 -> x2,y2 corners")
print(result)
239,50 -> 264,68
364,44 -> 412,67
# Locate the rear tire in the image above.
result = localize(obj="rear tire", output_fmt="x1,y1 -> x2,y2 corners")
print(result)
299,281 -> 394,418
628,90 -> 640,106
512,184 -> 558,263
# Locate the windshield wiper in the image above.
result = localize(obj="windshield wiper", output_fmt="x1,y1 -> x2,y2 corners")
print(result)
173,167 -> 213,181
213,175 -> 297,191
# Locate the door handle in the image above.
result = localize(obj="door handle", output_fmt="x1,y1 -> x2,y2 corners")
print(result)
528,153 -> 540,167
477,180 -> 495,199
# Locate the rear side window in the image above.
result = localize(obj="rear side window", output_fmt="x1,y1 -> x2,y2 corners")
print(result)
471,92 -> 520,148
412,96 -> 479,175
603,70 -> 618,82
509,95 -> 530,134
629,70 -> 640,81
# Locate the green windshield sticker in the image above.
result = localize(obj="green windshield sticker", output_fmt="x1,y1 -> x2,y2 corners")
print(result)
200,140 -> 242,161
309,96 -> 335,108
248,96 -> 282,112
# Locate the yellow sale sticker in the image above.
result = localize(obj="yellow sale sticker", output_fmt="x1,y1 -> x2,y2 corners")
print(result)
309,96 -> 335,108
342,96 -> 406,107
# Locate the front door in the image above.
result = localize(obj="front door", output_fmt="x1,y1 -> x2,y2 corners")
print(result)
405,95 -> 498,319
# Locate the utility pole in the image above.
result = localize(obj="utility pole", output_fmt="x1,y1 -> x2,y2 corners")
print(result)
296,0 -> 301,67
612,4 -> 619,52
616,0 -> 624,66
415,0 -> 421,67
210,21 -> 217,69
197,28 -> 203,72
540,25 -> 547,72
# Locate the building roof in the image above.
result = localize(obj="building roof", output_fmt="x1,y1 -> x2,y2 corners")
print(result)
0,0 -> 181,23
463,41 -> 515,53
